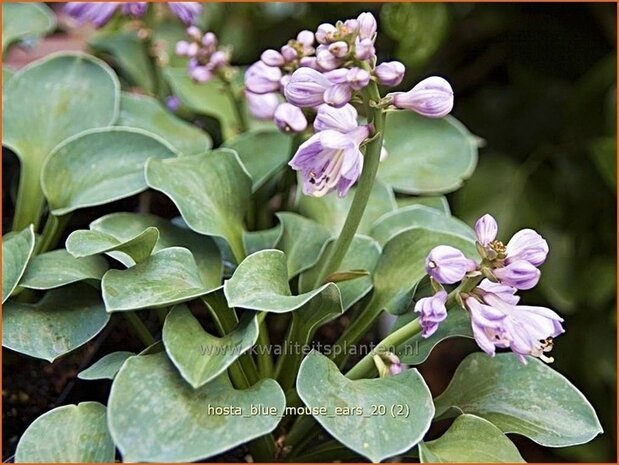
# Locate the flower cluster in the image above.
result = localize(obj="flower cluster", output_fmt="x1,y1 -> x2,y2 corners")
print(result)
176,27 -> 231,83
245,11 -> 456,198
64,2 -> 202,27
415,213 -> 564,364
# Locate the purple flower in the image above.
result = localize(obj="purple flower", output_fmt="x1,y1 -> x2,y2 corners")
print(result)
284,68 -> 331,107
121,2 -> 147,17
281,45 -> 298,62
176,40 -> 198,57
477,279 -> 519,305
346,67 -> 370,90
493,260 -> 540,290
245,91 -> 280,120
328,41 -> 349,58
316,49 -> 340,71
261,49 -> 285,67
375,61 -> 405,87
289,123 -> 370,197
297,30 -> 315,48
466,293 -> 564,363
64,2 -> 119,27
425,245 -> 476,284
165,95 -> 181,112
506,229 -> 549,267
354,37 -> 375,61
475,213 -> 498,246
357,12 -> 377,39
315,23 -> 337,44
391,76 -> 454,118
323,83 -> 352,107
274,103 -> 308,133
168,2 -> 202,25
245,61 -> 282,94
414,290 -> 448,338
313,104 -> 358,133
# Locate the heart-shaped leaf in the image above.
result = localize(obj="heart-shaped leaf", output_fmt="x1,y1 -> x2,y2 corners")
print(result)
3,284 -> 110,362
224,130 -> 291,191
102,247 -> 213,312
224,249 -> 337,313
419,414 -> 525,463
297,179 -> 397,235
118,92 -> 212,156
15,402 -> 115,463
90,31 -> 155,93
299,235 -> 381,310
434,353 -> 603,447
66,227 -> 159,265
243,225 -> 281,256
371,205 -> 474,246
2,225 -> 35,303
2,2 -> 55,52
3,53 -> 120,230
164,67 -> 239,139
42,127 -> 176,216
396,195 -> 450,214
145,149 -> 251,262
372,228 -> 477,315
20,249 -> 108,290
274,212 -> 331,278
396,308 -> 473,365
163,305 -> 259,388
379,112 -> 478,194
108,351 -> 286,462
78,351 -> 135,381
297,351 -> 434,462
86,213 -> 222,288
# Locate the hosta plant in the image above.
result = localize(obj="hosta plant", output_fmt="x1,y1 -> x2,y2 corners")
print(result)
2,3 -> 603,463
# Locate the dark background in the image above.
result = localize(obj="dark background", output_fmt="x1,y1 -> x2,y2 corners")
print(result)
3,2 -> 617,462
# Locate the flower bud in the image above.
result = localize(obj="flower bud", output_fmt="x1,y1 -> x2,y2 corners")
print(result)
274,103 -> 308,133
165,95 -> 181,112
357,12 -> 377,39
346,67 -> 370,90
315,23 -> 337,44
493,260 -> 541,290
175,40 -> 191,56
284,67 -> 331,107
316,49 -> 340,71
186,26 -> 202,40
425,245 -> 476,284
323,83 -> 352,108
391,76 -> 454,118
389,362 -> 404,376
245,91 -> 279,120
323,68 -> 348,84
344,18 -> 359,34
299,56 -> 319,70
374,61 -> 405,87
328,41 -> 349,58
245,61 -> 282,94
354,37 -> 375,60
475,213 -> 498,246
505,229 -> 549,267
281,44 -> 298,62
208,50 -> 228,69
190,66 -> 212,83
279,74 -> 291,90
261,49 -> 285,67
201,32 -> 217,48
414,289 -> 448,338
297,29 -> 315,47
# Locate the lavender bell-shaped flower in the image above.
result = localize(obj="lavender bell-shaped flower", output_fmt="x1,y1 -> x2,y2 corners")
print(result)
245,91 -> 280,120
274,103 -> 308,133
64,2 -> 119,27
493,259 -> 541,290
505,229 -> 549,267
425,245 -> 477,284
289,105 -> 370,197
391,76 -> 454,118
357,12 -> 377,39
323,83 -> 352,107
414,290 -> 448,338
261,49 -> 285,67
245,61 -> 282,94
285,67 -> 332,107
168,2 -> 202,25
375,61 -> 405,87
477,279 -> 519,305
475,213 -> 498,246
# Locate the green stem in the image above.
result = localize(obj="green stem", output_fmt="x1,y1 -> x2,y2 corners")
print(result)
12,163 -> 45,231
273,315 -> 306,392
280,133 -> 305,211
229,233 -> 246,265
330,295 -> 382,368
123,312 -> 156,347
35,214 -> 71,254
221,77 -> 249,133
312,82 -> 385,287
256,317 -> 274,378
